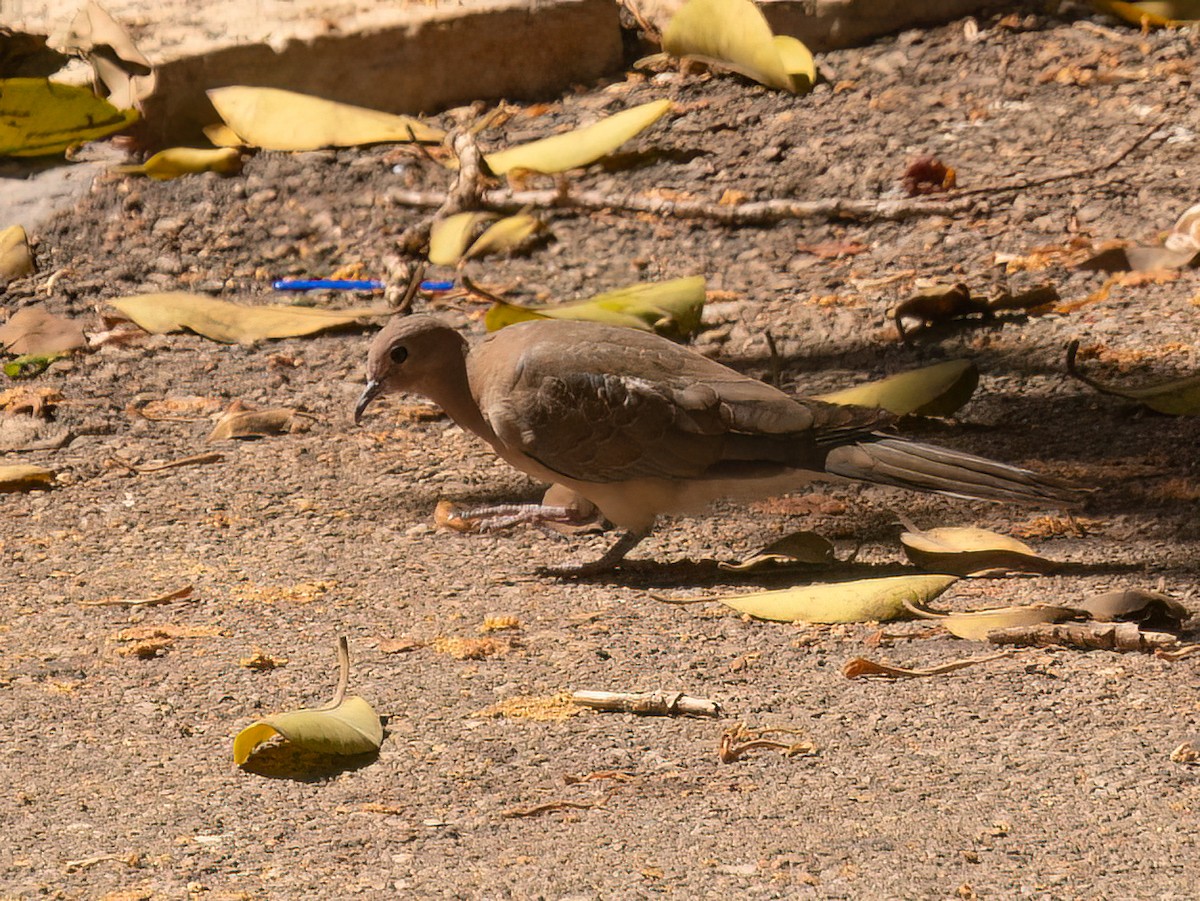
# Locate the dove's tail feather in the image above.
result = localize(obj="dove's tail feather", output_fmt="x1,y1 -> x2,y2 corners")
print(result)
824,437 -> 1086,506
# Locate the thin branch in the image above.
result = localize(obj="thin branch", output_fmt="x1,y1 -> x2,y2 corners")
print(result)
955,118 -> 1166,198
391,185 -> 976,223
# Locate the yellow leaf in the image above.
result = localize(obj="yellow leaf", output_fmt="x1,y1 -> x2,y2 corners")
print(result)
0,78 -> 139,157
428,212 -> 498,266
900,524 -> 1060,576
484,275 -> 706,339
206,86 -> 444,151
0,463 -> 55,492
203,123 -> 245,147
233,695 -> 383,765
773,35 -> 817,92
814,359 -> 979,417
108,292 -> 386,344
0,225 -> 34,282
662,0 -> 815,93
485,99 -> 671,175
718,530 -> 835,572
1090,0 -> 1200,24
713,573 -> 958,623
1066,340 -> 1200,415
904,598 -> 1080,641
465,214 -> 543,259
115,147 -> 242,180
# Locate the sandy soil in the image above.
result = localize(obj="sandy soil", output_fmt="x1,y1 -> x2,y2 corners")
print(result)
4,7 -> 1200,899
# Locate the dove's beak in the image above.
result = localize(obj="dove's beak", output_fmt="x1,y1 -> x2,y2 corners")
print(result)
354,380 -> 382,425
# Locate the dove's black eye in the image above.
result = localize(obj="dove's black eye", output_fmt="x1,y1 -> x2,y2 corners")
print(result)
390,345 -> 408,365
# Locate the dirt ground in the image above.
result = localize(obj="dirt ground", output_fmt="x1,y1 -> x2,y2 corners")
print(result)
5,6 -> 1200,899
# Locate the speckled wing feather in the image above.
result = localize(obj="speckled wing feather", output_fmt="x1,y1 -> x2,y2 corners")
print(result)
469,320 -> 889,484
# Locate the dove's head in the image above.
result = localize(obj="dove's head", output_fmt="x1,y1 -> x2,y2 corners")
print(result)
354,315 -> 468,424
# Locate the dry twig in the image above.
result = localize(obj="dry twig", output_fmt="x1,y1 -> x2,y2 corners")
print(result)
571,689 -> 722,717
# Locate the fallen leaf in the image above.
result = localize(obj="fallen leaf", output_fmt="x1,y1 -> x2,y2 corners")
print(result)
1090,0 -> 1200,26
233,695 -> 381,765
1166,202 -> 1200,252
900,524 -> 1061,576
115,147 -> 242,180
0,463 -> 55,491
709,573 -> 958,623
108,292 -> 385,344
59,1 -> 156,109
0,307 -> 86,355
0,78 -> 139,156
814,359 -> 979,417
904,597 -> 1081,641
1077,587 -> 1189,631
718,530 -> 835,572
485,99 -> 671,175
428,212 -> 498,266
464,213 -> 544,259
1066,339 -> 1200,415
843,651 -> 1012,679
482,275 -> 705,339
207,86 -> 444,151
1076,244 -> 1199,272
890,284 -> 992,340
208,405 -> 310,440
662,0 -> 816,92
234,637 -> 383,766
0,225 -> 34,282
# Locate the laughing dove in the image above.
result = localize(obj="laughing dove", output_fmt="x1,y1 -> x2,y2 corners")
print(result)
355,315 -> 1083,571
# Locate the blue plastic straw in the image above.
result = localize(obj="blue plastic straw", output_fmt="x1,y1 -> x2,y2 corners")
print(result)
273,278 -> 384,291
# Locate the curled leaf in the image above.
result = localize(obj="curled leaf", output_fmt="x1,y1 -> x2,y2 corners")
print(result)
814,359 -> 979,417
60,1 -> 156,109
115,147 -> 242,180
108,292 -> 385,344
208,405 -> 310,441
207,86 -> 444,151
465,214 -> 544,259
892,284 -> 990,339
0,225 -> 34,283
485,99 -> 671,175
233,695 -> 382,765
718,530 -> 835,572
0,463 -> 55,491
0,78 -> 139,156
904,597 -> 1080,641
711,573 -> 957,624
482,275 -> 705,339
1066,339 -> 1200,415
662,0 -> 815,93
1077,587 -> 1189,632
900,524 -> 1060,576
428,212 -> 499,266
234,637 -> 383,767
